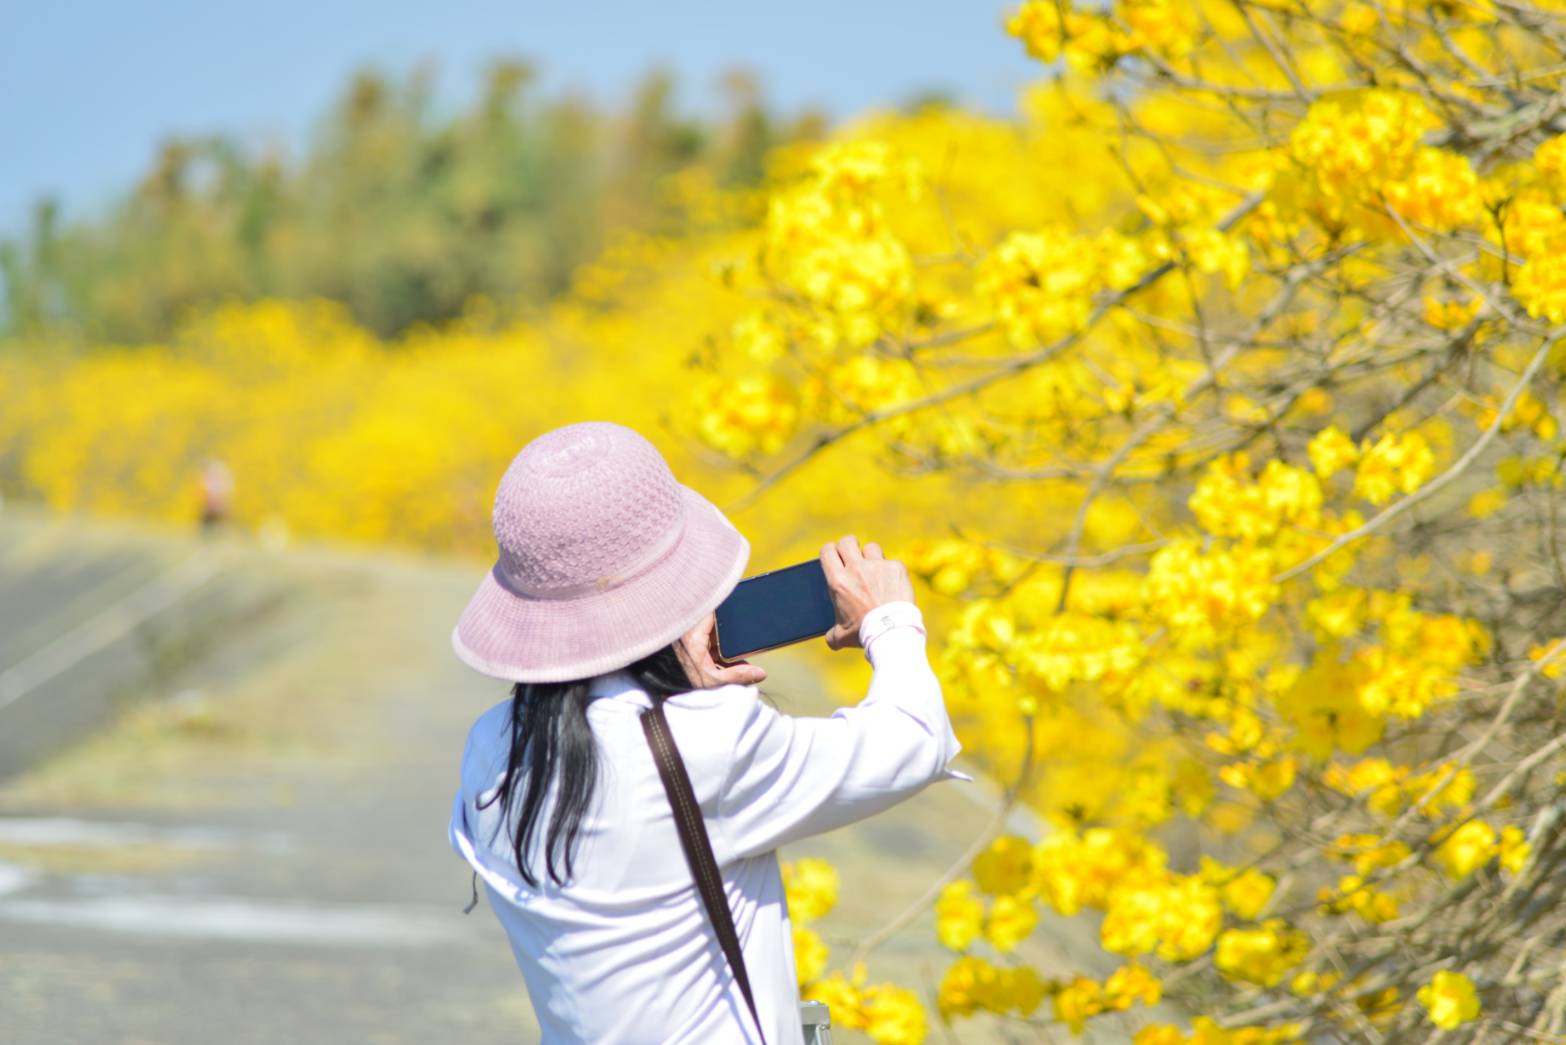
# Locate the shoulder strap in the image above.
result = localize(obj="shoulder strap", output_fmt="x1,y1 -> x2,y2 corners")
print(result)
641,703 -> 768,1045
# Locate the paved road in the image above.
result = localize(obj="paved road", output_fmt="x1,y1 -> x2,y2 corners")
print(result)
0,508 -> 1109,1044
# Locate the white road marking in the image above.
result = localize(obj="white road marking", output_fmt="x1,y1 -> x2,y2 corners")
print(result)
0,894 -> 471,946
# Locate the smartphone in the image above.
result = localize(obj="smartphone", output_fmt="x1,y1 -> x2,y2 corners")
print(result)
714,559 -> 837,661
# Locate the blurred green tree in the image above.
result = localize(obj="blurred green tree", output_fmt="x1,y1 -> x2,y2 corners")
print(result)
1,59 -> 820,343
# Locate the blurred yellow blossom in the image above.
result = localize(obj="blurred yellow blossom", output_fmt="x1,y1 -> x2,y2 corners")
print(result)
1417,970 -> 1480,1030
934,880 -> 984,952
983,893 -> 1039,952
782,858 -> 840,923
972,834 -> 1035,896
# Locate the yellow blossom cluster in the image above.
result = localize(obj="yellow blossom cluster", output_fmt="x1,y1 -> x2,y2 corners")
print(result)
782,858 -> 934,1044
1272,89 -> 1481,240
1007,0 -> 1200,72
1051,964 -> 1162,1033
1418,970 -> 1481,1030
804,964 -> 928,1045
1323,757 -> 1476,817
762,141 -> 921,348
1214,919 -> 1310,987
1428,819 -> 1531,880
782,857 -> 839,986
936,956 -> 1048,1022
1134,1017 -> 1305,1044
976,228 -> 1107,348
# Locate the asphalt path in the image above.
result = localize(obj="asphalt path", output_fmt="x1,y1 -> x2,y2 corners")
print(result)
0,507 -> 1112,1044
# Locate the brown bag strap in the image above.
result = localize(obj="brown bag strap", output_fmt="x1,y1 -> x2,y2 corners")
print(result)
641,703 -> 768,1045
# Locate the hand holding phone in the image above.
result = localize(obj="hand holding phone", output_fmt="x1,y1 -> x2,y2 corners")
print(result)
713,535 -> 916,662
818,535 -> 915,650
675,613 -> 767,689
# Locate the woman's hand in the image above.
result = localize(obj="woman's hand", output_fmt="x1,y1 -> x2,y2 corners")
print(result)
675,612 -> 767,689
821,535 -> 917,650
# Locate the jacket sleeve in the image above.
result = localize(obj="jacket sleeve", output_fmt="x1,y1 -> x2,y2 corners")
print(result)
708,614 -> 968,862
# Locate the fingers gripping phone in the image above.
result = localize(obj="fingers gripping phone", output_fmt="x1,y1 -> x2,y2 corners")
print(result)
714,559 -> 837,662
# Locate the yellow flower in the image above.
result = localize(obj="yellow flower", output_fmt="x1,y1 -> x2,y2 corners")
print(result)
1326,833 -> 1410,876
1276,89 -> 1473,240
1104,963 -> 1162,1009
1433,819 -> 1498,879
1215,919 -> 1311,987
938,956 -> 1049,1021
999,966 -> 1048,1017
1499,825 -> 1531,874
1101,872 -> 1221,962
1221,867 -> 1277,920
1188,452 -> 1323,541
782,857 -> 840,923
1515,240 -> 1566,324
1118,0 -> 1200,58
984,893 -> 1039,952
793,926 -> 830,985
1468,488 -> 1507,519
1052,975 -> 1105,1034
1324,757 -> 1407,815
1409,762 -> 1476,814
1007,0 -> 1070,63
1528,640 -> 1566,679
1179,225 -> 1250,290
1352,430 -> 1435,505
761,140 -> 917,337
934,880 -> 984,952
730,311 -> 786,364
1007,0 -> 1127,70
936,956 -> 999,1020
1417,970 -> 1481,1030
861,983 -> 927,1045
1219,754 -> 1297,801
1307,424 -> 1359,480
976,228 -> 1099,347
1143,538 -> 1280,646
804,968 -> 866,1030
1423,294 -> 1483,331
1534,132 -> 1566,197
1317,874 -> 1400,923
973,834 -> 1035,895
821,354 -> 921,418
691,371 -> 800,459
1291,968 -> 1340,995
1279,654 -> 1383,759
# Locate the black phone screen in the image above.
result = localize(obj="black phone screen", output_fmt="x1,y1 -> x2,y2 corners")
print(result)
714,559 -> 837,661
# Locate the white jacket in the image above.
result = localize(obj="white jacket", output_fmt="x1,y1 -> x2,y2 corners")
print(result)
449,603 -> 966,1043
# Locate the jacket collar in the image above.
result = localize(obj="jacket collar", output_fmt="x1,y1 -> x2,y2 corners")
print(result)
587,670 -> 654,708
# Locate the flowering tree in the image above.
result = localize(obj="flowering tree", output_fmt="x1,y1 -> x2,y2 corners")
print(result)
693,0 -> 1566,1040
11,1 -> 1566,1041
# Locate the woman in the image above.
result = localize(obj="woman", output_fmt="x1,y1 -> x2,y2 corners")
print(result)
448,420 -> 966,1044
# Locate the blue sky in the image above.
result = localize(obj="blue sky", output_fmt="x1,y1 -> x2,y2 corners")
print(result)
0,0 -> 1043,239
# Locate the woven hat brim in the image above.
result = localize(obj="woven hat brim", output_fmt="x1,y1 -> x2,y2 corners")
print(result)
451,485 -> 750,684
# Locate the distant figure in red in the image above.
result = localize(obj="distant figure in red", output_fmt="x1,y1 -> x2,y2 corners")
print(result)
198,458 -> 234,533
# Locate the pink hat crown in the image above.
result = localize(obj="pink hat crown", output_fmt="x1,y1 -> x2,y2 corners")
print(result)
492,423 -> 685,599
452,420 -> 750,683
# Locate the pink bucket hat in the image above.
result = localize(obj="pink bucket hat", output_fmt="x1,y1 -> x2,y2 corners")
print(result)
452,421 -> 750,683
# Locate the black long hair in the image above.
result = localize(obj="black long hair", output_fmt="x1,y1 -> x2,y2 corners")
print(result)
478,643 -> 694,887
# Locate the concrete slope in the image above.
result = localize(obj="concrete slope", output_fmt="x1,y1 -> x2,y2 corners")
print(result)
0,508 -> 294,781
0,505 -> 1127,1044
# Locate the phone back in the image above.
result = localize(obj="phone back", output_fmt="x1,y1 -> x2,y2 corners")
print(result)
714,559 -> 836,660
